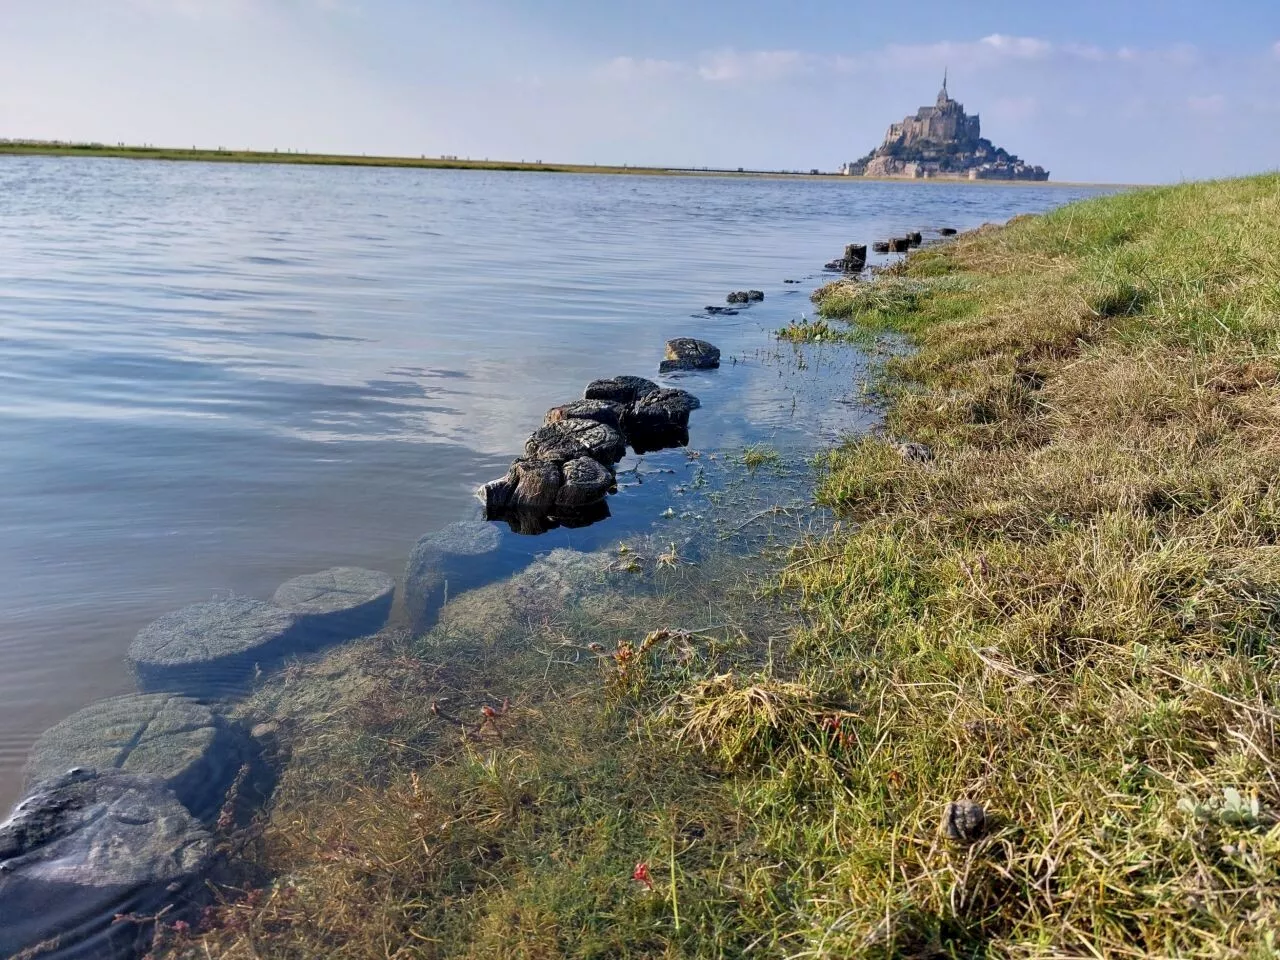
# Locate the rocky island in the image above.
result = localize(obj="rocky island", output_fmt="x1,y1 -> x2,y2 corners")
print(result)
842,74 -> 1049,181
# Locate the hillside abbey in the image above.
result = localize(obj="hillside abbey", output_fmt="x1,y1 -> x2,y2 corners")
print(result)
843,75 -> 1049,181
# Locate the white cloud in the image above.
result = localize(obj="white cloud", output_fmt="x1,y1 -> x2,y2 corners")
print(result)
598,56 -> 686,82
696,49 -> 813,83
979,34 -> 1053,59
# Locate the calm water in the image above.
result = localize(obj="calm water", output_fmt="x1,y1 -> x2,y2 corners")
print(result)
0,157 -> 1114,809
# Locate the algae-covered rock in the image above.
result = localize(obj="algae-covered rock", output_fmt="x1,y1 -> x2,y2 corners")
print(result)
24,694 -> 240,821
129,598 -> 300,695
0,770 -> 213,959
404,520 -> 503,629
660,338 -> 721,374
273,566 -> 395,646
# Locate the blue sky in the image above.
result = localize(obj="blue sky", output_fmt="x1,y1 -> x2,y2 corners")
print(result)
2,1 -> 1278,182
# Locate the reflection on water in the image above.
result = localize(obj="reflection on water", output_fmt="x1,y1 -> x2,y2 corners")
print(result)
0,157 -> 1115,809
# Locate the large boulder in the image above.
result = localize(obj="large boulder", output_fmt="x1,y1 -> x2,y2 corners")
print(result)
660,338 -> 721,373
509,458 -> 563,509
556,457 -> 615,509
544,399 -> 625,432
404,520 -> 502,629
129,598 -> 300,695
584,375 -> 660,405
524,419 -> 627,466
272,566 -> 395,647
24,694 -> 241,822
0,770 -> 213,960
625,388 -> 700,453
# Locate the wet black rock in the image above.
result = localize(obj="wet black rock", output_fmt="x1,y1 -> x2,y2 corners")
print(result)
24,694 -> 241,822
872,241 -> 891,254
747,290 -> 765,301
544,399 -> 625,431
888,237 -> 912,253
660,338 -> 721,373
404,520 -> 502,628
704,305 -> 738,316
272,567 -> 395,647
556,457 -> 616,509
509,458 -> 564,509
783,279 -> 800,284
524,418 -> 627,466
939,227 -> 958,236
628,388 -> 701,434
825,243 -> 868,273
129,598 -> 300,695
584,375 -> 661,405
907,231 -> 923,247
0,770 -> 213,960
726,291 -> 750,305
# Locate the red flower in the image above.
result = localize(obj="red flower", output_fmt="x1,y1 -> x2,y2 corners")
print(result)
632,861 -> 654,890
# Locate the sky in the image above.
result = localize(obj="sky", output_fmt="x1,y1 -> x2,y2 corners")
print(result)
1,1 -> 1278,183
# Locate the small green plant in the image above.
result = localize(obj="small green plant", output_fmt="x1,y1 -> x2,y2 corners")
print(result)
741,443 -> 781,474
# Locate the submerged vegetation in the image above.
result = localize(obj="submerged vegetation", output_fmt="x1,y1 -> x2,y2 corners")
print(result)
159,175 -> 1280,958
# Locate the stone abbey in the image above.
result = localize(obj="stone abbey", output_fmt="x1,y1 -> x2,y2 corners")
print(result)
842,75 -> 1049,181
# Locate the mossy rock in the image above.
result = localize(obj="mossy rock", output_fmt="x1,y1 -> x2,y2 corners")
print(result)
128,598 -> 300,695
273,566 -> 395,647
404,520 -> 503,628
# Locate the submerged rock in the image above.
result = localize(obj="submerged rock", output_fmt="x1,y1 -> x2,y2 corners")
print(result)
273,567 -> 395,647
404,520 -> 502,629
660,338 -> 721,373
939,227 -> 958,236
0,770 -> 213,960
544,399 -> 625,431
129,598 -> 300,695
584,375 -> 660,405
24,694 -> 240,822
525,419 -> 627,466
704,305 -> 739,316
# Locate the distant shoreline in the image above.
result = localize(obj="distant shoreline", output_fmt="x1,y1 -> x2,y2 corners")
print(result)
0,141 -> 1125,187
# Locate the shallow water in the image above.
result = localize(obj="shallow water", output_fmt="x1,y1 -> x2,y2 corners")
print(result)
0,157 -> 1115,810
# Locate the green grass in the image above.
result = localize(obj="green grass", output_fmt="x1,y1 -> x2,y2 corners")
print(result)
156,174 -> 1280,959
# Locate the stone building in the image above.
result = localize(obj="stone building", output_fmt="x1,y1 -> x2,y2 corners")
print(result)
843,75 -> 1048,182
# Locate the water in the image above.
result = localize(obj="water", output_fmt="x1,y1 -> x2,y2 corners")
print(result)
0,157 -> 1114,810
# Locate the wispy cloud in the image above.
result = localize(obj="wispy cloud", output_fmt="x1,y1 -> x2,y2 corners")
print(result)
600,35 -> 1211,87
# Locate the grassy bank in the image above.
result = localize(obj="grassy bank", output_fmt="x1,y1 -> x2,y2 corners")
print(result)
158,176 -> 1280,959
